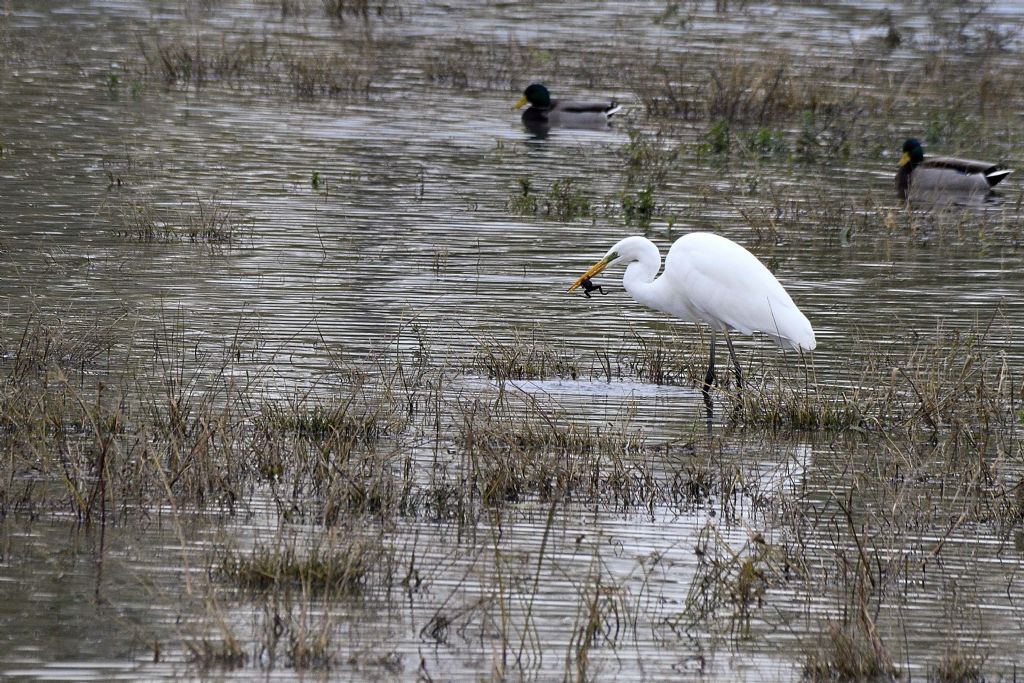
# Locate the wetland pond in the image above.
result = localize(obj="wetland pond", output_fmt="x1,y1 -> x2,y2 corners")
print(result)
2,0 -> 1024,680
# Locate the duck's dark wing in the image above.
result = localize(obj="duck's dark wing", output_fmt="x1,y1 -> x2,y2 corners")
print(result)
555,99 -> 622,117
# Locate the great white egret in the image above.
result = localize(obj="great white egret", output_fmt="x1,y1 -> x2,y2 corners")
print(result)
568,232 -> 816,406
897,138 -> 1012,201
513,83 -> 622,130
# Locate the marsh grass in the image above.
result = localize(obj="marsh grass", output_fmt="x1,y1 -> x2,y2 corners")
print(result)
4,303 -> 1016,526
0,312 -> 402,520
802,619 -> 898,682
150,39 -> 267,85
139,35 -> 382,100
566,553 -> 642,680
423,38 -> 535,90
257,402 -> 386,442
322,0 -> 403,22
455,390 -> 651,508
115,195 -> 251,246
626,327 -> 703,385
2,306 -> 1022,678
185,635 -> 247,670
506,177 -> 593,222
284,53 -> 372,99
933,646 -> 985,683
215,535 -> 389,598
669,515 -> 804,642
725,321 -> 1021,441
471,331 -> 586,381
123,0 -> 1024,173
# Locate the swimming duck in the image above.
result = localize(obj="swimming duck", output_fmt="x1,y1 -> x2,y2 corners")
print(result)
897,138 -> 1012,201
513,83 -> 622,130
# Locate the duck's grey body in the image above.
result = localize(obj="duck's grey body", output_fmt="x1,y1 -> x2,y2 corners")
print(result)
897,139 -> 1012,201
516,84 -> 621,131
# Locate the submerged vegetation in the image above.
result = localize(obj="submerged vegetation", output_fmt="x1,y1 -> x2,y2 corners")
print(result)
4,292 -> 1021,676
113,195 -> 252,245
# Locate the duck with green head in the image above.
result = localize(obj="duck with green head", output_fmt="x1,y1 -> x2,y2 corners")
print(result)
513,83 -> 622,131
897,138 -> 1012,201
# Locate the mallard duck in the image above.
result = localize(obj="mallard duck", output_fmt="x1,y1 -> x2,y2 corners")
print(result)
897,138 -> 1012,201
513,83 -> 622,130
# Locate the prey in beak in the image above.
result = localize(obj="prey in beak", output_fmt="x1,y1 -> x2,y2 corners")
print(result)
568,253 -> 616,297
578,278 -> 606,298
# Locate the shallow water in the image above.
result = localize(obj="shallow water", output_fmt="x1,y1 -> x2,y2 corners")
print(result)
2,0 -> 1024,680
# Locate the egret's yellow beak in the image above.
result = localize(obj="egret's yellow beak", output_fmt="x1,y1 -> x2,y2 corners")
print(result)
568,255 -> 613,293
898,151 -> 910,167
513,95 -> 529,110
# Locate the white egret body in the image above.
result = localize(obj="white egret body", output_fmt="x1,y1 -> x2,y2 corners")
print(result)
569,232 -> 815,404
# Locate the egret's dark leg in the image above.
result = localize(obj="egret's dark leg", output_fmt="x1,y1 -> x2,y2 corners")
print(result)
702,332 -> 716,412
724,331 -> 743,390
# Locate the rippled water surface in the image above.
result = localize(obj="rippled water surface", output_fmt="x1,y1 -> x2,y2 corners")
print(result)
2,1 -> 1024,680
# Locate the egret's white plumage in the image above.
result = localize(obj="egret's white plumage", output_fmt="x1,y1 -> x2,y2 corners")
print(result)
569,232 -> 815,404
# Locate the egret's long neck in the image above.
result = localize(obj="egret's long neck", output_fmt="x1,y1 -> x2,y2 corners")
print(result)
620,243 -> 663,311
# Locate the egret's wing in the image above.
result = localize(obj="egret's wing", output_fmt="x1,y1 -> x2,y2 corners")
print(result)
664,234 -> 815,350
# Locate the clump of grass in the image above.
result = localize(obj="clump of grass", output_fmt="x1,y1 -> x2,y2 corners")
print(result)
626,328 -> 700,386
115,196 -> 251,246
672,522 -> 797,639
422,38 -> 535,89
802,619 -> 898,682
698,118 -> 731,156
618,129 -> 679,190
149,39 -> 265,85
794,106 -> 859,162
932,645 -> 985,683
705,58 -> 792,125
506,177 -> 592,222
620,184 -> 658,227
568,559 -> 634,680
728,376 -> 876,432
185,637 -> 247,670
633,52 -> 702,119
215,537 -> 386,598
741,126 -> 787,157
636,54 -> 795,125
506,177 -> 538,215
256,402 -> 385,442
472,337 -> 585,382
284,53 -> 372,99
469,415 -> 644,458
322,0 -> 402,22
137,36 -> 384,101
456,395 -> 650,507
726,321 -> 1020,438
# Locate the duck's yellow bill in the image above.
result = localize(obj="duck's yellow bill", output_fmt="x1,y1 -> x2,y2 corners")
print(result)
513,95 -> 529,110
898,151 -> 910,167
568,258 -> 611,293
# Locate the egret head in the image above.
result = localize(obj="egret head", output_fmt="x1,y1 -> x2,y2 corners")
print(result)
514,83 -> 551,110
567,237 -> 652,293
899,138 -> 924,168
